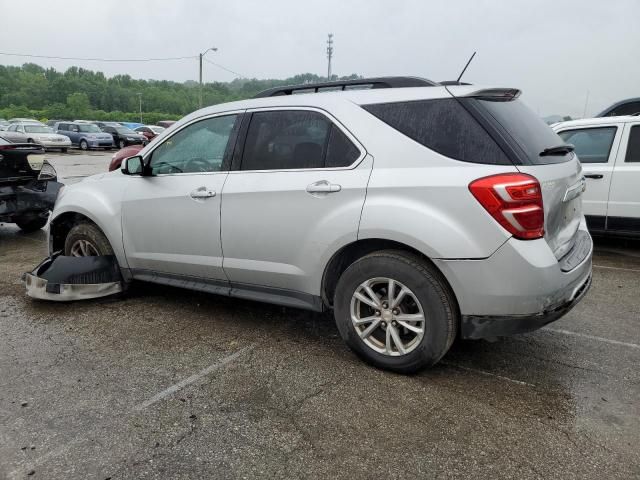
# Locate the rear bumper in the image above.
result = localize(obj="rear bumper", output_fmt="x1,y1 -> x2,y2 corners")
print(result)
460,272 -> 591,339
0,180 -> 62,220
434,222 -> 593,338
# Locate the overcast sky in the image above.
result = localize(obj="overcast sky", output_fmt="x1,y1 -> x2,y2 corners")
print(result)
1,0 -> 637,117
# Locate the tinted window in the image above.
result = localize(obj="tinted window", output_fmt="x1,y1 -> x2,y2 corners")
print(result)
558,127 -> 616,164
606,102 -> 640,117
78,124 -> 101,133
625,126 -> 640,163
474,97 -> 568,165
150,114 -> 238,175
326,126 -> 361,167
241,111 -> 330,170
363,98 -> 510,165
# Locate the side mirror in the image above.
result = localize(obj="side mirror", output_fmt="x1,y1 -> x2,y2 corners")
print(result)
121,155 -> 145,175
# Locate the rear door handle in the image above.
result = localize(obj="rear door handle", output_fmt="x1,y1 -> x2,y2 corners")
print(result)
584,174 -> 604,179
306,180 -> 342,195
190,186 -> 216,199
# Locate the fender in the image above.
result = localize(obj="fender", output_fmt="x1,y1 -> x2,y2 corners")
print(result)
50,172 -> 129,267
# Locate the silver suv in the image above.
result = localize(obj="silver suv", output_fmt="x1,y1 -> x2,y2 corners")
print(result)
45,77 -> 592,372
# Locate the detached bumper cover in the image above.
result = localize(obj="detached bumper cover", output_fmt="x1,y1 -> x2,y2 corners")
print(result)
461,272 -> 592,339
24,253 -> 123,301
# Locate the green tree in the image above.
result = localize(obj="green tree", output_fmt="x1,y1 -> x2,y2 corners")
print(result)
66,92 -> 91,118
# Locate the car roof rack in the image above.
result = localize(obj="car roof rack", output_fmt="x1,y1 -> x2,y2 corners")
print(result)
252,76 -> 438,98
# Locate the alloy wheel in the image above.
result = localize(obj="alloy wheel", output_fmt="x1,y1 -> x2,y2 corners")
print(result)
350,277 -> 425,356
69,239 -> 100,257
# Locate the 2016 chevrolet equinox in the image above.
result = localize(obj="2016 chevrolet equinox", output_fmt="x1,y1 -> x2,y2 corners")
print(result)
44,77 -> 592,372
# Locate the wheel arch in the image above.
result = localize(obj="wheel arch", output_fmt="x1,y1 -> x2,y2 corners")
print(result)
321,238 -> 461,314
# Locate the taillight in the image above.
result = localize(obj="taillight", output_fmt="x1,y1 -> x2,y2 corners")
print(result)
469,173 -> 544,240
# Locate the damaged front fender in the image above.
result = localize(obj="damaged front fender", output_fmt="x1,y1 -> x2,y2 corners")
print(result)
24,253 -> 123,301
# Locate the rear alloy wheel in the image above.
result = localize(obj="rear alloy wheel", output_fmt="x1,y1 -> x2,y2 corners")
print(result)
334,250 -> 457,373
64,222 -> 114,257
79,139 -> 89,151
15,215 -> 48,232
27,138 -> 35,144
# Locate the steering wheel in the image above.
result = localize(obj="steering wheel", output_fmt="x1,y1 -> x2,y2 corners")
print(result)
184,157 -> 210,173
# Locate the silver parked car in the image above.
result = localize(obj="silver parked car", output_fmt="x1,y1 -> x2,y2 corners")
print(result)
5,123 -> 71,151
45,77 -> 592,372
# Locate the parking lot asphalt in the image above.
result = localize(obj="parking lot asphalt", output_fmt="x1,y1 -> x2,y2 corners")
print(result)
0,151 -> 639,479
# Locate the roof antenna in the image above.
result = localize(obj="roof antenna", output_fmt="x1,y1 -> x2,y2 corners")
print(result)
456,51 -> 477,83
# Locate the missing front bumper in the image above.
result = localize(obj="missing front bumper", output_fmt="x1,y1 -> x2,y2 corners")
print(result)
23,253 -> 123,301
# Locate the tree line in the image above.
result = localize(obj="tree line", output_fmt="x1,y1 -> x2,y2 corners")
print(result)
0,63 -> 361,123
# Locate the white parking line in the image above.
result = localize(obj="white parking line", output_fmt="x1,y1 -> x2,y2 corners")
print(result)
134,344 -> 255,411
544,328 -> 640,350
443,363 -> 535,387
593,264 -> 640,273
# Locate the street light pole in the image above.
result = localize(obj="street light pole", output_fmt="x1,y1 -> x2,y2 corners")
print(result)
137,92 -> 142,123
199,47 -> 218,109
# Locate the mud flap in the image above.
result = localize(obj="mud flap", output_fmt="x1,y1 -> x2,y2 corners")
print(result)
23,252 -> 123,301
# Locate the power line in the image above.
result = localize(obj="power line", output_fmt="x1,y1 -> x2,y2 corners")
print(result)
0,51 -> 197,62
203,58 -> 244,78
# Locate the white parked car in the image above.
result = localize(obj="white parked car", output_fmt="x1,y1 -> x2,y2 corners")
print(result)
5,123 -> 71,152
553,116 -> 640,236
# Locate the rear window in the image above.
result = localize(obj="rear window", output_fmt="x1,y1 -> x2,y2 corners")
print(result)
473,98 -> 569,165
363,98 -> 510,165
557,127 -> 616,163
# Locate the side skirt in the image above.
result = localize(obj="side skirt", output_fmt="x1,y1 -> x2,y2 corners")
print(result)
129,269 -> 325,312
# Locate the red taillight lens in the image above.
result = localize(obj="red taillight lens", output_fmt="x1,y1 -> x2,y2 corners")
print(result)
469,173 -> 544,240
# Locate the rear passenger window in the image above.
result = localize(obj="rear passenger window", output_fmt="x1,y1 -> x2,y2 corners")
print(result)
558,127 -> 616,163
625,126 -> 640,163
241,110 -> 360,170
363,98 -> 510,165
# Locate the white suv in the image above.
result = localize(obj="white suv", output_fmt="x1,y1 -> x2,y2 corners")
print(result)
553,116 -> 640,236
35,77 -> 592,372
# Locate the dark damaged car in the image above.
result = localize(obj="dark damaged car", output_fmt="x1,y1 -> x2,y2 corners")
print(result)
0,136 -> 61,231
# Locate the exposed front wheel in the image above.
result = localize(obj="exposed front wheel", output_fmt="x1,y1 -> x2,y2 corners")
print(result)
64,222 -> 114,256
15,215 -> 48,232
334,250 -> 457,373
79,140 -> 89,150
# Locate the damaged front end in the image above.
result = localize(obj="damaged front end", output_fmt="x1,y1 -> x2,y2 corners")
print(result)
24,252 -> 123,301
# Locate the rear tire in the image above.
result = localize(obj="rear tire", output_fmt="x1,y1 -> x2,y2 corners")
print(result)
333,250 -> 457,373
15,215 -> 48,232
118,139 -> 126,149
61,148 -> 68,153
64,222 -> 114,256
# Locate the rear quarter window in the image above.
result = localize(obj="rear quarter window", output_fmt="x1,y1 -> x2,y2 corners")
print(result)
362,98 -> 510,165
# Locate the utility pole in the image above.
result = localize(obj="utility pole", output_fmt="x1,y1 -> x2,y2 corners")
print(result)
199,47 -> 218,109
137,92 -> 142,123
326,34 -> 334,81
582,90 -> 590,118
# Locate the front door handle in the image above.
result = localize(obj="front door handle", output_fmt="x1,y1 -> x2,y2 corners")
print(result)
584,174 -> 604,179
306,180 -> 342,195
190,186 -> 216,199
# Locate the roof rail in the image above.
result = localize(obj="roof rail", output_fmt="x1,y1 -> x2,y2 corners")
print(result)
252,76 -> 438,98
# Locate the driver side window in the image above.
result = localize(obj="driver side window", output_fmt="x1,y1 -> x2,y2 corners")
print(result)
149,114 -> 238,175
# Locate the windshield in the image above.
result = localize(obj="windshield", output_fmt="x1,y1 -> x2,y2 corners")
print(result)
24,125 -> 54,134
78,124 -> 102,133
116,127 -> 136,134
472,97 -> 570,165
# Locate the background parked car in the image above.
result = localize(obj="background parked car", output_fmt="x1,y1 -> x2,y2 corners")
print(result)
0,119 -> 10,131
597,98 -> 640,117
54,122 -> 114,150
119,122 -> 144,130
101,125 -> 147,149
0,135 -> 61,231
109,144 -> 144,171
134,125 -> 164,141
0,127 -> 31,144
5,123 -> 71,152
553,115 -> 640,236
8,118 -> 42,124
156,120 -> 176,128
93,121 -> 122,129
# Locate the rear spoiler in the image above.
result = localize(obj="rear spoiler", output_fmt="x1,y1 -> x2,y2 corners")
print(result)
464,88 -> 522,101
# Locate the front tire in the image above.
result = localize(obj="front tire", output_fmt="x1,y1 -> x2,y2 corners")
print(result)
64,222 -> 114,256
79,139 -> 89,151
15,215 -> 48,232
334,250 -> 457,373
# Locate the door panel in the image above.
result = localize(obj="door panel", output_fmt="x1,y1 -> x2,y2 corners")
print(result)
607,123 -> 640,232
121,113 -> 240,279
221,156 -> 372,295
